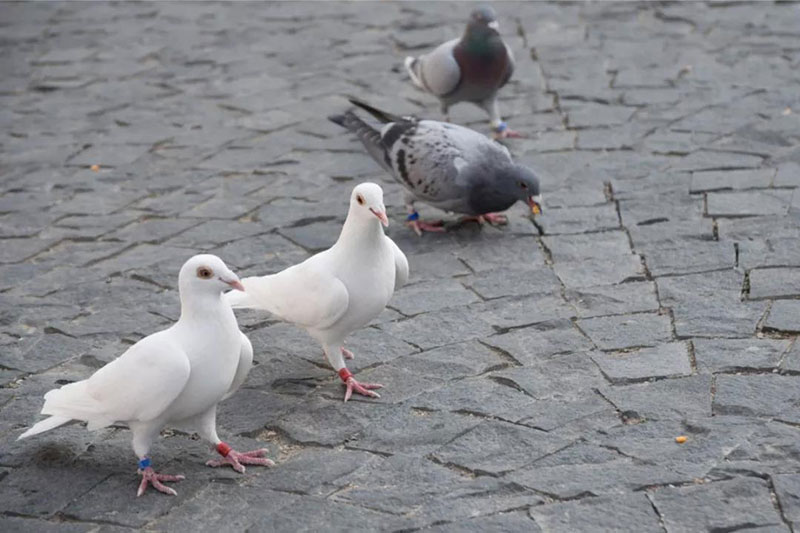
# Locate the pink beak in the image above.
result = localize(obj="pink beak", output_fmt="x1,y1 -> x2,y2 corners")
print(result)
370,208 -> 389,227
223,279 -> 245,292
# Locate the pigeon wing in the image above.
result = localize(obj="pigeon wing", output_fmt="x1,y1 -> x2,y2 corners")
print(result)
233,260 -> 349,330
416,39 -> 462,97
223,333 -> 253,400
389,237 -> 409,289
500,42 -> 515,88
41,332 -> 191,427
384,121 -> 503,208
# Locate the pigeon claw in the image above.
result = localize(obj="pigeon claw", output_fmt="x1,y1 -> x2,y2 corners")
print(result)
481,212 -> 508,225
500,129 -> 526,139
344,377 -> 383,402
206,448 -> 275,474
407,219 -> 446,236
491,127 -> 525,140
341,347 -> 355,360
137,466 -> 184,497
462,213 -> 508,226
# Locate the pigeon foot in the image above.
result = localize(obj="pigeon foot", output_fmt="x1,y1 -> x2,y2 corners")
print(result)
206,442 -> 275,473
492,128 -> 525,140
341,347 -> 355,360
408,219 -> 446,236
462,213 -> 508,226
491,121 -> 525,140
137,466 -> 185,497
339,369 -> 383,402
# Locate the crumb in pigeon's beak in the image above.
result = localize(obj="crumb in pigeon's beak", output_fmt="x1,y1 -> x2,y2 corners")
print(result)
222,278 -> 245,292
370,208 -> 389,227
488,20 -> 500,31
528,195 -> 543,216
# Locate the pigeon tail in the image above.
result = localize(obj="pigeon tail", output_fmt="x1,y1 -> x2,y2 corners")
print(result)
404,56 -> 425,89
37,380 -> 116,430
347,98 -> 403,125
329,110 -> 392,174
17,415 -> 72,440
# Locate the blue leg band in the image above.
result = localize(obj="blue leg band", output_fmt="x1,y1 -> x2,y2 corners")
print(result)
494,121 -> 508,133
138,457 -> 151,470
406,212 -> 420,222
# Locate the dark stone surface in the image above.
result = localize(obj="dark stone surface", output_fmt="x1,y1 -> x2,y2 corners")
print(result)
591,342 -> 693,384
650,478 -> 788,533
577,312 -> 673,351
530,493 -> 663,533
3,1 -> 800,530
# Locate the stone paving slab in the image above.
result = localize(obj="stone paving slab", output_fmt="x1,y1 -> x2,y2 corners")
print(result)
1,1 -> 800,531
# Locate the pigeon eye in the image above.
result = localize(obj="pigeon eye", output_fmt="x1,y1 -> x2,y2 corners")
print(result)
356,194 -> 365,206
518,181 -> 528,190
196,267 -> 214,279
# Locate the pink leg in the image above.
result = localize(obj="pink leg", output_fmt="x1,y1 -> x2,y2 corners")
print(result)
462,213 -> 508,226
491,122 -> 525,140
137,466 -> 185,497
494,128 -> 525,139
206,442 -> 275,474
341,347 -> 354,360
338,368 -> 383,402
407,219 -> 446,236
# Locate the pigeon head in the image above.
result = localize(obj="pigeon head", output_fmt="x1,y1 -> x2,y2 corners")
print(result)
494,165 -> 543,215
466,5 -> 500,35
350,182 -> 389,227
508,165 -> 543,215
179,254 -> 244,296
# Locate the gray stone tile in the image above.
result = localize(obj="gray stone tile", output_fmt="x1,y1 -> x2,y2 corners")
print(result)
565,281 -> 660,318
432,419 -> 569,474
600,375 -> 712,420
690,168 -> 776,193
773,474 -> 800,527
749,267 -> 800,300
657,270 -> 767,337
463,267 -> 561,300
650,478 -> 788,533
409,377 -> 539,423
714,374 -> 800,418
693,338 -> 790,373
378,307 -> 496,350
530,493 -> 663,533
591,342 -> 692,383
707,190 -> 791,218
578,312 -> 673,351
482,322 -> 593,365
390,278 -> 480,316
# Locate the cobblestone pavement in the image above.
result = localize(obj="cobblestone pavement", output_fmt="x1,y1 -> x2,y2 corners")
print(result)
1,1 -> 800,531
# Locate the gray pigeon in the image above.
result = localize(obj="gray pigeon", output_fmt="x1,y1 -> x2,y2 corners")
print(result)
404,5 -> 519,138
329,98 -> 542,235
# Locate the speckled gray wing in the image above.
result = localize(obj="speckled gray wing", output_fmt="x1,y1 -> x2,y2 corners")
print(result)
409,38 -> 461,97
381,120 -> 512,212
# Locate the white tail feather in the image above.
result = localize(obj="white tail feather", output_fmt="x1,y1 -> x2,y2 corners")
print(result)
36,380 -> 115,430
17,415 -> 72,440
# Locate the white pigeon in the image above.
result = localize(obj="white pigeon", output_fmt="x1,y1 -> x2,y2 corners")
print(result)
225,182 -> 409,402
18,254 -> 273,497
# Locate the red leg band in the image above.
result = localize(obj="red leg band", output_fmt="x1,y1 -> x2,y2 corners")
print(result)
338,368 -> 353,382
216,442 -> 232,457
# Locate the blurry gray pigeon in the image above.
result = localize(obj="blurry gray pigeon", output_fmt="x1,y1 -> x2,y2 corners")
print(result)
18,255 -> 273,497
329,98 -> 542,235
404,5 -> 519,138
